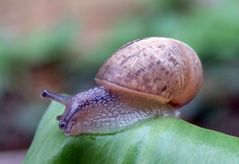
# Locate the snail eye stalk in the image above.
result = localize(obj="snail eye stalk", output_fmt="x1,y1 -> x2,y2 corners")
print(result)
41,90 -> 69,105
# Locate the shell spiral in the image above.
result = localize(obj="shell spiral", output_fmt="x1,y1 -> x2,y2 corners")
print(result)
96,37 -> 203,107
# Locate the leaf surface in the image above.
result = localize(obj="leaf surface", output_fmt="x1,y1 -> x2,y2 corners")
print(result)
24,102 -> 239,164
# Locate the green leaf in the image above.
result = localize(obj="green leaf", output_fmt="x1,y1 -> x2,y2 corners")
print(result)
24,102 -> 239,164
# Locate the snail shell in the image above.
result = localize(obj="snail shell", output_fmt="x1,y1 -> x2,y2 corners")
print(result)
96,37 -> 203,107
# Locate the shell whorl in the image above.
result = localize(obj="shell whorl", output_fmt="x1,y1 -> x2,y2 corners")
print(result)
96,37 -> 203,107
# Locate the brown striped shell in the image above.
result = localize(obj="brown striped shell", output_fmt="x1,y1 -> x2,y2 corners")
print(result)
95,37 -> 203,107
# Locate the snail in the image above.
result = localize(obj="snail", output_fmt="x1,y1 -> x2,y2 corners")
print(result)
41,37 -> 203,136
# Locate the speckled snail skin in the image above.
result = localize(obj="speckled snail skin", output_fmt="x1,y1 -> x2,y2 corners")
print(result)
41,37 -> 203,136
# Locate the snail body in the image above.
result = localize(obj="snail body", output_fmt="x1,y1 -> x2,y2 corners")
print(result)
42,37 -> 203,136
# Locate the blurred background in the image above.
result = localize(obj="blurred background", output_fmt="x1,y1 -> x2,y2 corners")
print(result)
0,0 -> 239,163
